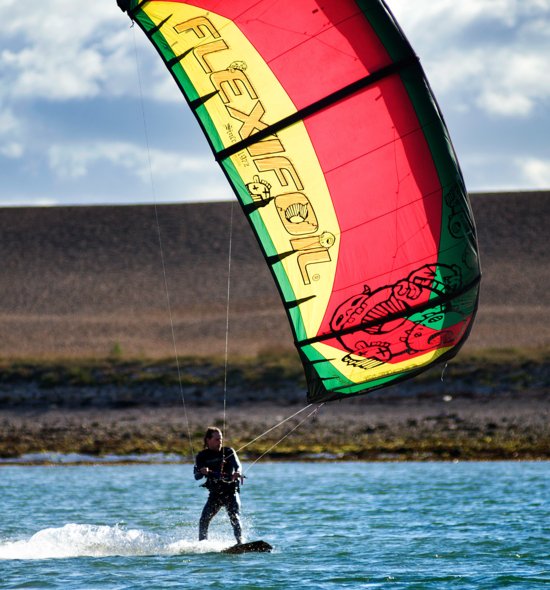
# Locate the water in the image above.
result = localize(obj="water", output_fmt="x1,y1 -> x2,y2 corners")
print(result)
1,462 -> 548,589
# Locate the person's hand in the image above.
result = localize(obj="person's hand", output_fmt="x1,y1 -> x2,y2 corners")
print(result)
232,472 -> 244,484
200,467 -> 209,476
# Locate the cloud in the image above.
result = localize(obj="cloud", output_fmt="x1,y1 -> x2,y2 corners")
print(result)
388,0 -> 550,118
1,0 -> 549,203
471,48 -> 550,118
48,141 -> 214,181
517,157 -> 550,187
2,46 -> 105,101
389,0 -> 547,32
428,47 -> 550,117
0,142 -> 23,159
0,0 -> 167,103
0,107 -> 18,134
0,106 -> 24,159
1,2 -> 109,101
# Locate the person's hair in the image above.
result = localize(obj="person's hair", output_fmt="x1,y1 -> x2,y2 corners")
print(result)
203,426 -> 222,448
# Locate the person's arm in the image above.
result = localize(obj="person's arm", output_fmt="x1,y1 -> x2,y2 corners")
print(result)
194,452 -> 206,480
227,448 -> 243,481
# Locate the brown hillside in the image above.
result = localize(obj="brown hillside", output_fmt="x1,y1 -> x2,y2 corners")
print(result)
0,191 -> 548,359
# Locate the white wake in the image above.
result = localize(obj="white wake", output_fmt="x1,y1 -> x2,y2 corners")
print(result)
0,523 -> 231,560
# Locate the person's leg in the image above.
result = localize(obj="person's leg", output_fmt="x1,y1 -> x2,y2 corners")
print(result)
199,495 -> 222,541
225,493 -> 242,544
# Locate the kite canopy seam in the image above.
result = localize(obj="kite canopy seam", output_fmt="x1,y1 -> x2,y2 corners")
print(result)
215,56 -> 420,161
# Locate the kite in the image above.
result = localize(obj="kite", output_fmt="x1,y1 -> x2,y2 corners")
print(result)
117,0 -> 481,402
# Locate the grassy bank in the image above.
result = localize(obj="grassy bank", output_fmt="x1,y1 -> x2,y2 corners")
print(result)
2,410 -> 548,462
1,346 -> 549,399
1,348 -> 549,461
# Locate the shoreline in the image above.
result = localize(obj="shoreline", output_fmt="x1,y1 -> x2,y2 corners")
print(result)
2,392 -> 548,463
2,456 -> 548,466
1,351 -> 549,462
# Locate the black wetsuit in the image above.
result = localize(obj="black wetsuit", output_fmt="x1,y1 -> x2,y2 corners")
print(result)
194,446 -> 242,543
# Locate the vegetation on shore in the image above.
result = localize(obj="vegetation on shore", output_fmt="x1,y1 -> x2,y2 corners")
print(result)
1,347 -> 548,462
1,346 -> 548,396
0,349 -> 304,392
2,422 -> 548,463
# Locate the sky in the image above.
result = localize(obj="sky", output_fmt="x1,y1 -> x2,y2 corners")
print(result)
1,0 -> 549,207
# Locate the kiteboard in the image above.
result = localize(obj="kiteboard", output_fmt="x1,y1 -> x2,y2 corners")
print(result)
221,540 -> 273,554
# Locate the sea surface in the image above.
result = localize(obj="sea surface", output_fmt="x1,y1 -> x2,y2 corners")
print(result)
0,461 -> 548,589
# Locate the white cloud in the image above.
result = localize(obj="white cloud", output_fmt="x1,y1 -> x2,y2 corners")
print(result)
0,142 -> 23,159
0,0 -> 156,102
1,0 -> 549,202
0,107 -> 18,134
48,141 -> 214,181
42,139 -> 231,204
388,0 -> 550,118
388,0 -> 550,40
3,47 -> 105,101
517,157 -> 550,187
0,106 -> 24,158
0,0 -> 183,106
137,150 -> 215,182
4,2 -> 546,116
469,49 -> 549,117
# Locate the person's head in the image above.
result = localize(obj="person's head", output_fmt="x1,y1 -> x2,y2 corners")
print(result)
204,427 -> 223,451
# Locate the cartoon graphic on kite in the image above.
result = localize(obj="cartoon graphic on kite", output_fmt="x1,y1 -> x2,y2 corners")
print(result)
117,0 -> 481,402
330,264 -> 471,369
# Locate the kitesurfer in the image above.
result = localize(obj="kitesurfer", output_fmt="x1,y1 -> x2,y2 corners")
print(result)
194,427 -> 243,544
